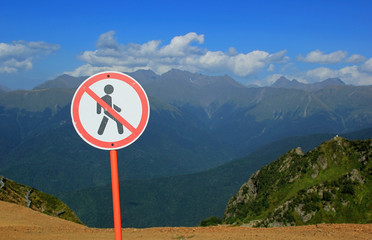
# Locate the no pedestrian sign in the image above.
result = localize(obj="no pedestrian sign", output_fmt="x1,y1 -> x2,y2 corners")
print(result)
71,71 -> 150,150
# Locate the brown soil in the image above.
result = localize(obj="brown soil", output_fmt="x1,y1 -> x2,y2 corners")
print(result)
0,200 -> 371,240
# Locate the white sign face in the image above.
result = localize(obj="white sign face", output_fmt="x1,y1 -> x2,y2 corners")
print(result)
71,71 -> 150,150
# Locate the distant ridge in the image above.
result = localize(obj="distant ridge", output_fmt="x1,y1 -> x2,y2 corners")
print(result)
34,74 -> 87,89
33,70 -> 350,96
33,70 -> 160,90
271,76 -> 345,91
272,76 -> 305,89
0,83 -> 11,92
33,70 -> 351,93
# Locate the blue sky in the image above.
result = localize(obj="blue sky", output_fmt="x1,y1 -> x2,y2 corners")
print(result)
1,0 -> 372,89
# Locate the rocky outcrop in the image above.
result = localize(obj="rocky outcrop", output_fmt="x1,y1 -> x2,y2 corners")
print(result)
0,176 -> 4,189
26,188 -> 33,208
224,171 -> 259,220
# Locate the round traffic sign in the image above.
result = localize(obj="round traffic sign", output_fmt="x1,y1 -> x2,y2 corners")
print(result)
71,71 -> 150,150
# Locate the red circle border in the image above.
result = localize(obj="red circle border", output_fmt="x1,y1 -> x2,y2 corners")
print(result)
71,71 -> 150,150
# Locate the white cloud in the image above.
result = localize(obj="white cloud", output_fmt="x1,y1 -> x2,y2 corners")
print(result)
297,49 -> 347,64
159,32 -> 204,56
65,64 -> 144,77
361,58 -> 372,73
267,50 -> 290,63
307,67 -> 338,79
0,40 -> 59,73
227,47 -> 238,56
267,64 -> 275,72
0,58 -> 32,73
346,54 -> 366,63
96,30 -> 119,49
197,50 -> 279,77
306,65 -> 372,85
69,32 -> 372,86
67,31 -> 289,78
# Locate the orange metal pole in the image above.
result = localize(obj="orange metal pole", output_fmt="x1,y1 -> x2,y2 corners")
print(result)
110,150 -> 122,240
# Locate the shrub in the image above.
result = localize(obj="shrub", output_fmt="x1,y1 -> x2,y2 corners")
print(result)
341,183 -> 355,195
198,216 -> 222,226
322,191 -> 333,201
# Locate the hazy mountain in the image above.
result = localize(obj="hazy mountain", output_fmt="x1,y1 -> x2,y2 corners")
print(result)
1,70 -> 372,188
0,69 -> 371,227
0,88 -> 74,112
271,77 -> 306,89
0,83 -> 11,92
128,69 -> 160,85
0,99 -> 232,194
1,70 -> 371,170
34,74 -> 87,90
272,76 -> 345,91
33,70 -> 160,90
144,69 -> 246,107
223,137 -> 371,226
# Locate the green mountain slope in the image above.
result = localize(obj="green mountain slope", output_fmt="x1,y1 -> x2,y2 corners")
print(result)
58,129 -> 372,228
0,99 -> 230,194
0,175 -> 82,224
223,137 -> 372,227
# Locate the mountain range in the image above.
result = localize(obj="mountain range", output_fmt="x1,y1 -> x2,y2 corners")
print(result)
271,76 -> 346,91
0,69 -> 372,227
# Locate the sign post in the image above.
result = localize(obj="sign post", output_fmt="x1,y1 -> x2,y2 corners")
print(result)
110,150 -> 122,240
71,71 -> 150,239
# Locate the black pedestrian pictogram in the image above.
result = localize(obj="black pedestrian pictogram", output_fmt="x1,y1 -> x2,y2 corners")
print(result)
97,84 -> 124,135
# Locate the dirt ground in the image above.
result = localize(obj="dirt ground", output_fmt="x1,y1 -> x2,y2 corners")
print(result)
0,200 -> 371,240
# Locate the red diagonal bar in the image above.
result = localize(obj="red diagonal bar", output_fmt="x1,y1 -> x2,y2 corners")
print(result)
85,87 -> 137,134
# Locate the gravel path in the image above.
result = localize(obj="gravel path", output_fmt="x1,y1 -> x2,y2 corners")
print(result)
0,200 -> 371,240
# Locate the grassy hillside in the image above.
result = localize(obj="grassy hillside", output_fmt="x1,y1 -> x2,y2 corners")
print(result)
0,176 -> 82,224
223,137 -> 372,227
59,129 -> 372,228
